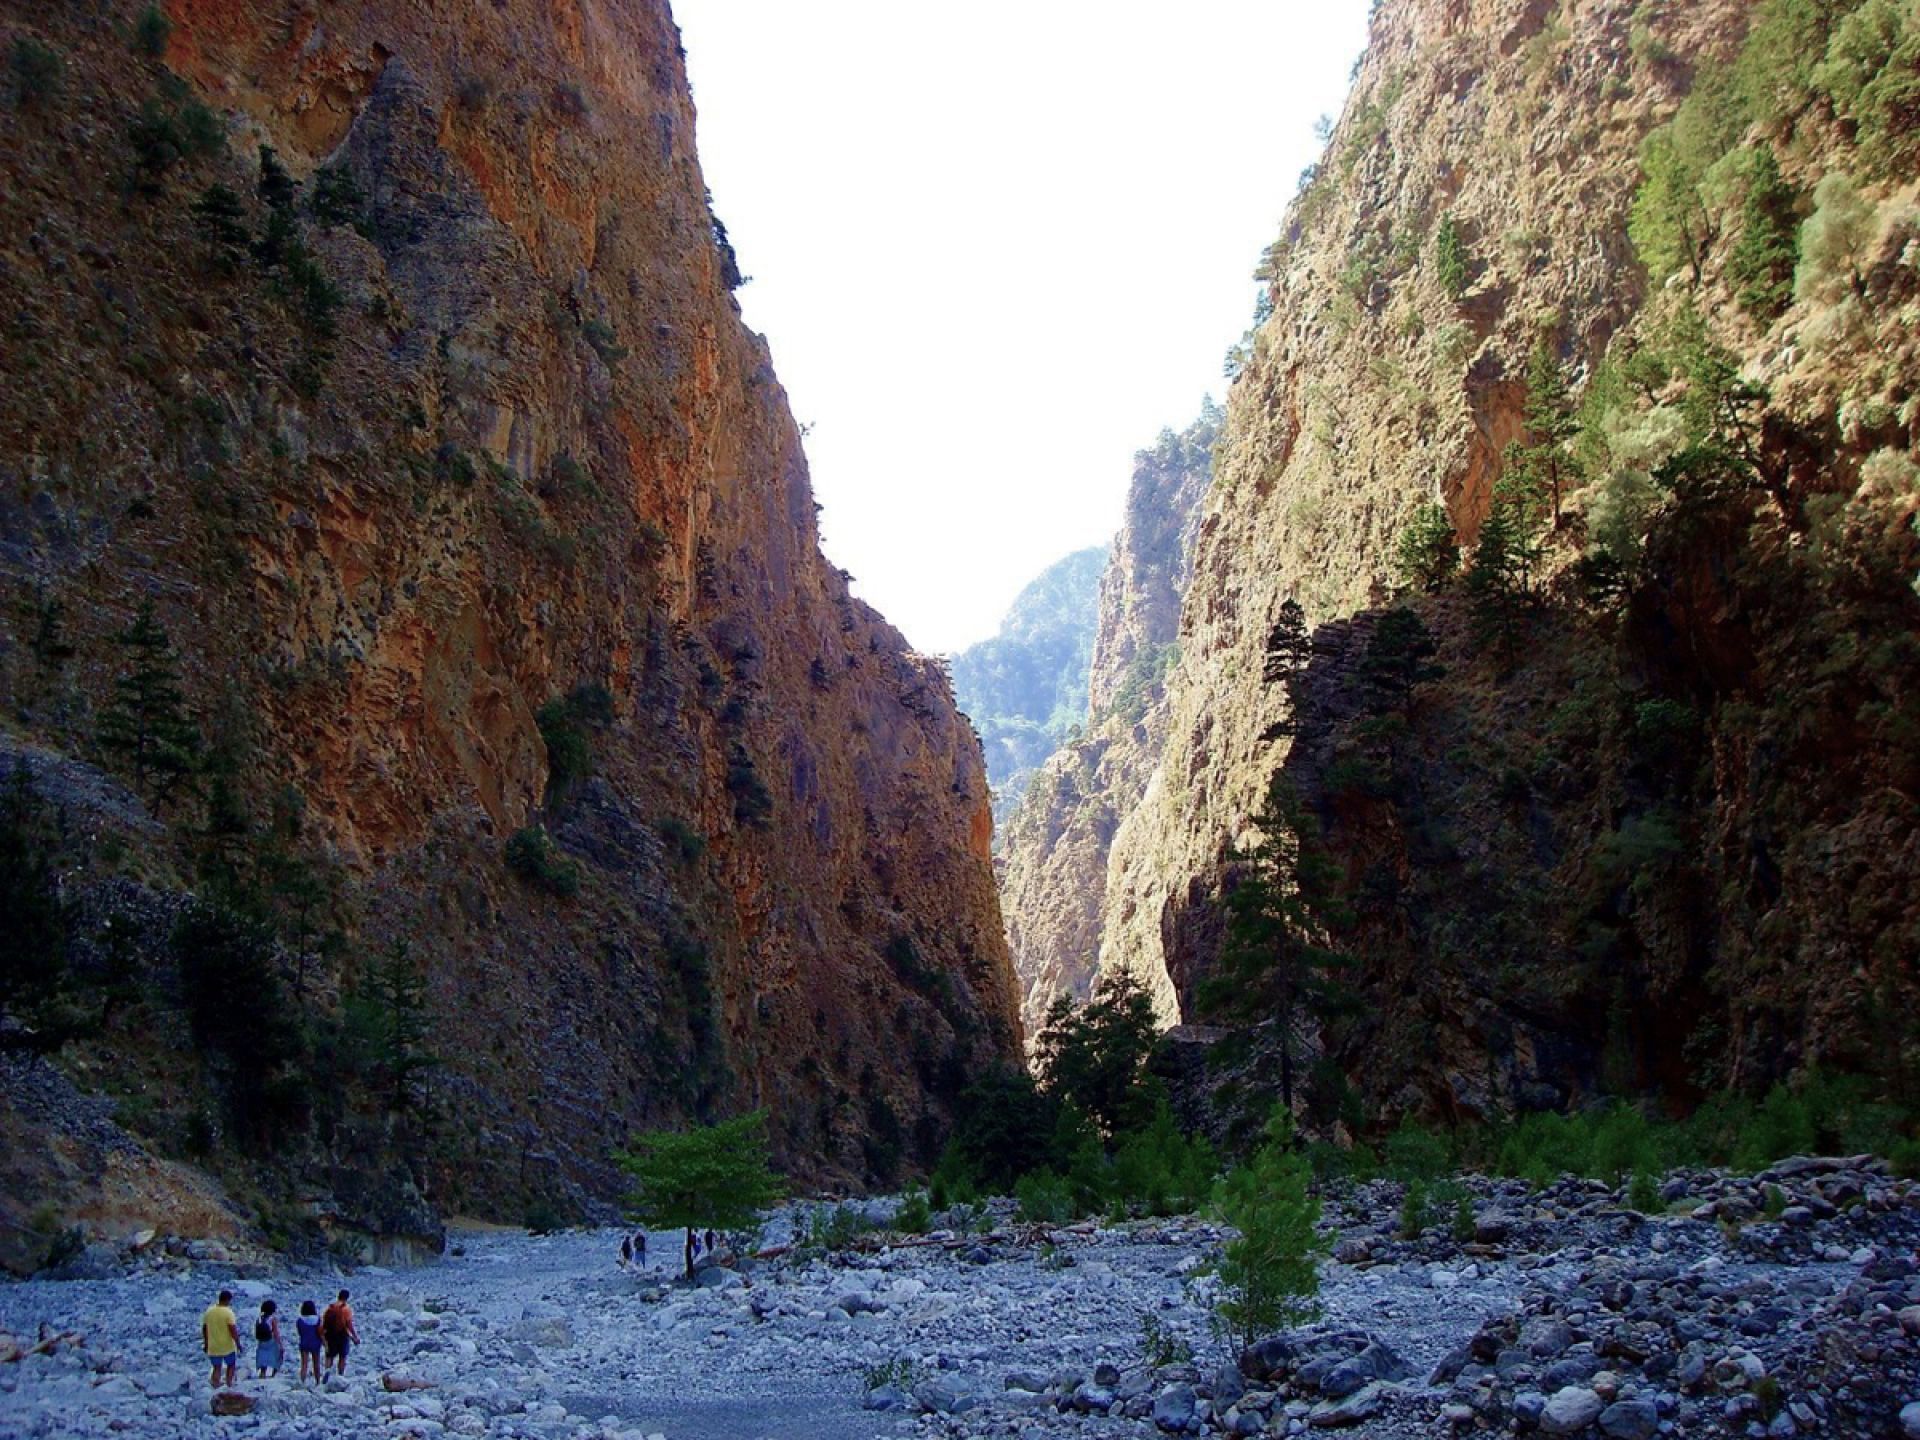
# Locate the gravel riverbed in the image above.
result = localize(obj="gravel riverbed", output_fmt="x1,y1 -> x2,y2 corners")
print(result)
3,1160 -> 1917,1440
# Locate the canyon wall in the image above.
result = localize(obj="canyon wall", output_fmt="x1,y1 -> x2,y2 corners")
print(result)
999,404 -> 1216,1039
1098,0 -> 1919,1122
0,0 -> 1019,1258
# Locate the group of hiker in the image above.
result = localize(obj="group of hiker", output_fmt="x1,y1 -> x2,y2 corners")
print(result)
199,1288 -> 358,1389
618,1228 -> 726,1272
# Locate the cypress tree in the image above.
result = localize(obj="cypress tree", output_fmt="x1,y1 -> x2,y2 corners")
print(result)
1199,775 -> 1353,1115
1360,607 -> 1445,717
96,601 -> 201,812
1523,339 -> 1581,521
1393,501 -> 1459,592
1727,147 -> 1799,322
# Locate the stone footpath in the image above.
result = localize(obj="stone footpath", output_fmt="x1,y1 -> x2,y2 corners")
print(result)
0,1158 -> 1915,1439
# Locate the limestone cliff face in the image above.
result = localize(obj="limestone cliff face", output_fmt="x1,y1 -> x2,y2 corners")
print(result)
0,0 -> 1018,1235
998,405 -> 1216,1039
1099,0 -> 1920,1118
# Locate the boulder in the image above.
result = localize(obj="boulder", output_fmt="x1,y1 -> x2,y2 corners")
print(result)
1308,1381 -> 1387,1427
1540,1386 -> 1605,1435
211,1390 -> 256,1416
1599,1399 -> 1660,1440
1900,1401 -> 1920,1440
1240,1335 -> 1297,1383
1153,1383 -> 1198,1432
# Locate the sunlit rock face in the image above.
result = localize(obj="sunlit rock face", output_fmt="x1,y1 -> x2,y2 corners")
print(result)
997,406 -> 1217,1041
0,0 -> 1020,1242
1072,0 -> 1920,1119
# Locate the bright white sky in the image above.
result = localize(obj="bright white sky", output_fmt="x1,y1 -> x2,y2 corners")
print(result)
673,2 -> 1371,653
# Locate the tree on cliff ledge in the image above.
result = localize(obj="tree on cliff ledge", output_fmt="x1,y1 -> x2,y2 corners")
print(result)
1200,775 -> 1353,1117
616,1111 -> 783,1279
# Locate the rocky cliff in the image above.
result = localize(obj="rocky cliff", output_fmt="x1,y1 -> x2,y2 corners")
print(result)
998,403 -> 1217,1039
1097,0 -> 1920,1127
950,544 -> 1105,836
0,0 -> 1019,1265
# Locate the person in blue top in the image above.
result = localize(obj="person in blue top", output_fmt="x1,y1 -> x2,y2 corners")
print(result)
253,1300 -> 283,1378
294,1300 -> 324,1384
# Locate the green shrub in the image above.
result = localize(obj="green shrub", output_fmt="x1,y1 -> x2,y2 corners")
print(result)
310,165 -> 365,227
1628,1168 -> 1661,1214
1795,172 -> 1875,306
134,5 -> 172,57
504,825 -> 580,897
725,743 -> 773,826
1433,215 -> 1471,299
523,1198 -> 566,1234
1213,1109 -> 1326,1351
1109,1100 -> 1218,1217
1140,1310 -> 1193,1369
1762,1183 -> 1789,1219
1384,1118 -> 1450,1181
892,1189 -> 932,1236
127,80 -> 223,192
11,36 -> 63,105
1398,1178 -> 1430,1240
1014,1169 -> 1076,1224
657,816 -> 706,864
1449,1186 -> 1476,1241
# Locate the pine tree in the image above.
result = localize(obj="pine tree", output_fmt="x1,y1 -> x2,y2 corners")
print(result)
191,184 -> 251,273
346,940 -> 438,1118
1259,598 -> 1314,740
1727,147 -> 1799,322
1360,608 -> 1445,716
1466,504 -> 1530,665
1199,775 -> 1352,1115
1523,339 -> 1581,521
1392,501 -> 1459,592
96,601 -> 201,812
0,761 -> 67,1027
1213,1107 -> 1326,1350
1033,967 -> 1160,1138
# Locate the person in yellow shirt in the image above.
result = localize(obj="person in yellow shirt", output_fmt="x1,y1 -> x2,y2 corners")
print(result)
201,1289 -> 240,1389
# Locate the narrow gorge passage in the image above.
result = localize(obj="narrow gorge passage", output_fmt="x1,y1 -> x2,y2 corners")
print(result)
4,0 -> 1920,1438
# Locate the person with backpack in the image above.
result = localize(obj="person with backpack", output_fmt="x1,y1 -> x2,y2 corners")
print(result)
200,1289 -> 240,1390
253,1300 -> 283,1379
320,1289 -> 359,1376
619,1235 -> 632,1271
294,1300 -> 324,1383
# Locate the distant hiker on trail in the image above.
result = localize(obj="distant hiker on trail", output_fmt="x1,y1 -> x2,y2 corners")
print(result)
321,1290 -> 359,1376
634,1231 -> 647,1266
254,1299 -> 283,1379
295,1300 -> 324,1383
201,1289 -> 239,1390
619,1236 -> 632,1270
704,1228 -> 716,1255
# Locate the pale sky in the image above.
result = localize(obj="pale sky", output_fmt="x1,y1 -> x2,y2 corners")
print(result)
673,2 -> 1371,654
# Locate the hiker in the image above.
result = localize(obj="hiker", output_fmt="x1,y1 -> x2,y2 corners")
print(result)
254,1299 -> 283,1378
634,1231 -> 647,1267
704,1227 -> 716,1255
295,1300 -> 324,1383
619,1235 -> 632,1270
321,1289 -> 359,1376
201,1289 -> 240,1390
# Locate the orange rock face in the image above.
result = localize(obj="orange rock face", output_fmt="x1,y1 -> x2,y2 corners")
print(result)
0,0 -> 1018,1210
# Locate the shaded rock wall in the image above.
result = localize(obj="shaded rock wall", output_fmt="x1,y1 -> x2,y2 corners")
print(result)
0,0 -> 1019,1233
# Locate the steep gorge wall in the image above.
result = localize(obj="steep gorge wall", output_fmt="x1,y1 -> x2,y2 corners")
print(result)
0,0 -> 1019,1247
1097,0 -> 1920,1120
999,405 -> 1216,1038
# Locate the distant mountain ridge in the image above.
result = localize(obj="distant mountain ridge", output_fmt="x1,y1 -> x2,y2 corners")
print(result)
951,546 -> 1108,837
